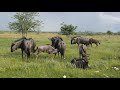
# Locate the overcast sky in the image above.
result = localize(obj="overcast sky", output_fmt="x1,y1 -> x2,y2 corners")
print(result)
0,12 -> 120,32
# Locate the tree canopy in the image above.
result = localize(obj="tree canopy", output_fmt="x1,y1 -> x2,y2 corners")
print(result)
9,12 -> 43,37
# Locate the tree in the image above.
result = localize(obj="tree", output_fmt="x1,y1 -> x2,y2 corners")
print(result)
117,31 -> 120,35
8,12 -> 43,37
106,30 -> 113,37
60,22 -> 77,35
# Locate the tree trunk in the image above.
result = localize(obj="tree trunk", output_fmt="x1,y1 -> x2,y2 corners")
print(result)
22,29 -> 24,38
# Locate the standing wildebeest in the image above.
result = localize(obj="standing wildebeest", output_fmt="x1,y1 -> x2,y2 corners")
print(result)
79,44 -> 87,59
71,57 -> 89,69
11,37 -> 36,60
89,38 -> 100,47
54,38 -> 66,59
48,36 -> 66,59
49,37 -> 66,59
71,37 -> 90,46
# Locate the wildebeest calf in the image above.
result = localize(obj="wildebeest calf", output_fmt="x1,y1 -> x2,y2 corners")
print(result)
35,45 -> 58,55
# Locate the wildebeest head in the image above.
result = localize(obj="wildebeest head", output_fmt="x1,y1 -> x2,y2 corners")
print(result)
11,41 -> 22,52
48,36 -> 63,47
11,42 -> 16,52
11,37 -> 26,52
71,37 -> 78,44
71,36 -> 81,44
71,58 -> 77,64
52,48 -> 58,54
48,37 -> 56,47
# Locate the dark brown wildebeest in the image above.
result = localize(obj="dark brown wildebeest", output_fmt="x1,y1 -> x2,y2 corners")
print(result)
71,37 -> 90,46
11,37 -> 36,61
71,57 -> 89,69
89,38 -> 100,47
54,38 -> 66,59
49,36 -> 66,59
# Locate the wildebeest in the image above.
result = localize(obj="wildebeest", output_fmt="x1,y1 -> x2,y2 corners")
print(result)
71,57 -> 89,69
79,44 -> 87,59
35,44 -> 58,55
35,44 -> 58,60
11,37 -> 36,60
54,38 -> 66,59
71,36 -> 81,44
89,38 -> 100,47
71,37 -> 90,46
49,36 -> 66,59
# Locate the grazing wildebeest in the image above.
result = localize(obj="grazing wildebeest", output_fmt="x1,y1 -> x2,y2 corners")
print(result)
48,36 -> 63,47
71,57 -> 89,69
89,38 -> 100,47
71,36 -> 81,44
71,37 -> 90,46
35,44 -> 58,55
35,44 -> 58,60
11,37 -> 36,60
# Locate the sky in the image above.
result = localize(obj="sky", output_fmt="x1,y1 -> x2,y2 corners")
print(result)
0,12 -> 120,32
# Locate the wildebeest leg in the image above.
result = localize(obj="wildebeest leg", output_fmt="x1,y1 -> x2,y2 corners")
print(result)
58,51 -> 60,56
21,49 -> 24,60
54,53 -> 57,57
60,52 -> 63,59
96,43 -> 98,47
36,50 -> 40,60
91,43 -> 92,47
82,61 -> 85,69
27,51 -> 30,62
61,53 -> 65,59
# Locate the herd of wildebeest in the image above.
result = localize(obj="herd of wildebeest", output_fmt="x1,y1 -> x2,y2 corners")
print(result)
11,35 -> 101,69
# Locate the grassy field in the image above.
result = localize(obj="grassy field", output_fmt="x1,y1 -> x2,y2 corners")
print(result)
0,32 -> 120,78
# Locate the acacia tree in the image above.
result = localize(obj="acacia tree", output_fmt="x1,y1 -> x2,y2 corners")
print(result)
106,30 -> 113,37
60,22 -> 77,35
8,12 -> 43,37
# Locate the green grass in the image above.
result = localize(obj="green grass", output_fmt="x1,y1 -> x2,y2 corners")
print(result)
0,32 -> 120,78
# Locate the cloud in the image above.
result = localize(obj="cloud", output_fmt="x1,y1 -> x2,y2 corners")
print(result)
39,12 -> 63,32
99,12 -> 120,24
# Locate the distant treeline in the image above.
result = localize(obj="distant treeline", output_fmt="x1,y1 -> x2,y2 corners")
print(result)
0,30 -> 120,35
